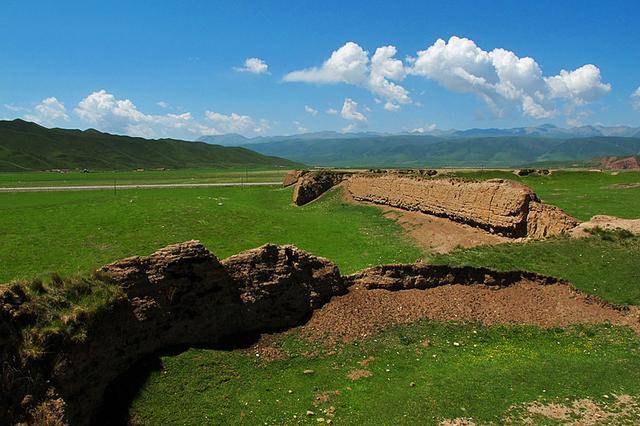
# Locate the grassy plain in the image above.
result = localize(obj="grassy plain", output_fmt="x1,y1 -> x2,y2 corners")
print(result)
2,169 -> 640,424
0,186 -> 421,283
130,322 -> 640,425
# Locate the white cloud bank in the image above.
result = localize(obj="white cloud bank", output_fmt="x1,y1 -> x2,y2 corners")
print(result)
285,37 -> 611,119
25,97 -> 69,126
234,57 -> 270,74
204,111 -> 269,134
410,37 -> 611,118
304,105 -> 318,116
341,98 -> 367,122
73,90 -> 267,138
411,123 -> 437,134
632,87 -> 640,110
284,42 -> 410,110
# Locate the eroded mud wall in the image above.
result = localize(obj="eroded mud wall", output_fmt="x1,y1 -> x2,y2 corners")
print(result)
345,175 -> 578,238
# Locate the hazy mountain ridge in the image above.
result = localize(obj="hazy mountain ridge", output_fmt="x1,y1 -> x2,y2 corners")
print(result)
198,124 -> 640,146
242,135 -> 640,168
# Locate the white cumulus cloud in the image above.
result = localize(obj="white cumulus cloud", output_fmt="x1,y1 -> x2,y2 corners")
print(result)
326,108 -> 338,115
631,87 -> 640,110
75,90 -> 268,138
25,97 -> 69,126
341,98 -> 367,122
409,36 -> 611,119
234,57 -> 270,74
545,64 -> 611,105
205,111 -> 269,134
304,105 -> 318,116
411,123 -> 437,133
284,42 -> 410,108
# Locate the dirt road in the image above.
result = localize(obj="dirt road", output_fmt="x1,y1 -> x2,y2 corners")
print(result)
0,181 -> 282,193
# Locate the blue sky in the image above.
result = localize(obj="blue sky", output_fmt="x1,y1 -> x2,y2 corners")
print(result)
2,0 -> 639,138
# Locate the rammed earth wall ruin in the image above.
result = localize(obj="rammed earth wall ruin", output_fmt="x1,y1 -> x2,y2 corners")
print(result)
287,170 -> 578,238
2,241 -> 570,425
345,175 -> 578,238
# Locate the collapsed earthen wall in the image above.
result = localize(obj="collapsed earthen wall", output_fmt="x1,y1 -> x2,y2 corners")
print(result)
292,171 -> 350,205
282,170 -> 308,187
0,242 -> 344,425
0,241 -> 581,425
345,175 -> 578,238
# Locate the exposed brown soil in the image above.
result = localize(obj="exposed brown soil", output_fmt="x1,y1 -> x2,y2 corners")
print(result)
382,207 -> 510,253
342,186 -> 509,254
601,156 -> 640,170
571,215 -> 640,237
5,239 -> 640,424
441,394 -> 640,425
346,369 -> 373,381
516,394 -> 640,425
296,283 -> 640,343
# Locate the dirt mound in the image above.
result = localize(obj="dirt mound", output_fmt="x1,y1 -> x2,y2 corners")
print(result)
0,242 -> 345,425
347,263 -> 562,290
381,207 -> 509,253
601,156 -> 640,170
571,215 -> 640,237
345,175 -> 578,238
282,170 -> 308,187
298,282 -> 640,343
292,171 -> 351,205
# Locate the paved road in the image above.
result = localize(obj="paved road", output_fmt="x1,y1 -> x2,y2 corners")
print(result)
0,181 -> 282,193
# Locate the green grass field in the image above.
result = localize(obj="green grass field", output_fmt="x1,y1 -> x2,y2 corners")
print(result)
129,323 -> 640,425
2,169 -> 639,424
0,186 -> 421,283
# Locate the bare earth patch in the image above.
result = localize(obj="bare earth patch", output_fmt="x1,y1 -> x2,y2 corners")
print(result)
513,394 -> 640,425
381,207 -> 511,254
571,215 -> 640,237
346,369 -> 373,381
297,282 -> 640,343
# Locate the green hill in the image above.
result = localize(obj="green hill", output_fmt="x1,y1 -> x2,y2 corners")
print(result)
0,120 -> 301,171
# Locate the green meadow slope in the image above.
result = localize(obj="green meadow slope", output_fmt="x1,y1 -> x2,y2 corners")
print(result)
0,119 -> 300,171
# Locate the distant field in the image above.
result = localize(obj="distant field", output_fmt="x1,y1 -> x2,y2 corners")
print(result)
0,187 -> 421,283
0,168 -> 289,188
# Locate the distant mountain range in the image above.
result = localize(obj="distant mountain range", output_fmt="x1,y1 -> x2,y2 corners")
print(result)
0,120 -> 300,171
196,124 -> 640,168
198,124 -> 640,147
239,135 -> 640,168
3,119 -> 639,171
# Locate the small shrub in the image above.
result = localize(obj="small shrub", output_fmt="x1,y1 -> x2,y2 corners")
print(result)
49,273 -> 64,289
586,226 -> 634,241
28,279 -> 46,295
